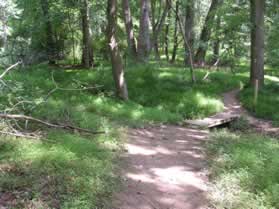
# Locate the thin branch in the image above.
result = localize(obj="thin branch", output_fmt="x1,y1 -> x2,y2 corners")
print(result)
0,130 -> 39,139
0,114 -> 105,135
0,61 -> 22,80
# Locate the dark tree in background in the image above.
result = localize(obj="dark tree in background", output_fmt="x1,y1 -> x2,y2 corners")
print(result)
195,0 -> 221,66
171,0 -> 179,63
40,0 -> 56,65
138,0 -> 151,62
250,0 -> 265,88
107,0 -> 129,100
184,0 -> 195,66
122,0 -> 137,58
81,0 -> 94,68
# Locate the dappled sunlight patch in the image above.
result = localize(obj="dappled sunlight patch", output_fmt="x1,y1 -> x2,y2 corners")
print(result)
195,92 -> 224,109
265,75 -> 279,83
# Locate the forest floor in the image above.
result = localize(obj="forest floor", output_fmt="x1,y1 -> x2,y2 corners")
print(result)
0,64 -> 278,208
113,89 -> 278,209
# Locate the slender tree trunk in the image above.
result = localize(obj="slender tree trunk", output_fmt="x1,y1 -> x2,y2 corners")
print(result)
40,0 -> 56,65
151,0 -> 171,60
212,15 -> 221,64
184,0 -> 195,66
195,0 -> 221,66
168,0 -> 196,83
122,0 -> 137,58
1,9 -> 8,50
250,0 -> 265,88
107,0 -> 129,100
138,0 -> 151,62
165,8 -> 171,61
81,0 -> 94,68
171,1 -> 179,63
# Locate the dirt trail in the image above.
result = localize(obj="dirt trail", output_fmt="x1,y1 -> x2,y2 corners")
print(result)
113,90 -> 278,209
223,89 -> 279,136
114,126 -> 209,209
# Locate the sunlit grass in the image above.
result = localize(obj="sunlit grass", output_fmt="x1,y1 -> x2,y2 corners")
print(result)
207,130 -> 279,209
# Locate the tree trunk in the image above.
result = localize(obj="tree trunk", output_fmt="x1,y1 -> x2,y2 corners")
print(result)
107,0 -> 129,100
151,0 -> 171,60
122,0 -> 137,58
40,0 -> 56,65
81,0 -> 94,68
138,0 -> 151,62
165,8 -> 171,61
184,0 -> 195,66
250,0 -> 265,88
212,15 -> 221,64
195,0 -> 221,66
169,0 -> 196,83
171,1 -> 179,63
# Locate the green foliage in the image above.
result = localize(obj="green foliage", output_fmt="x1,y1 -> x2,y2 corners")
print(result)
207,130 -> 279,209
267,14 -> 279,66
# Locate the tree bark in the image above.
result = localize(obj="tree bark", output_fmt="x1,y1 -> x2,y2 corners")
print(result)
122,0 -> 137,58
138,0 -> 151,62
171,1 -> 179,63
168,0 -> 196,83
40,0 -> 56,65
212,14 -> 221,64
151,0 -> 171,60
165,8 -> 171,61
184,0 -> 195,66
195,0 -> 221,66
81,0 -> 94,68
250,0 -> 265,87
107,0 -> 129,100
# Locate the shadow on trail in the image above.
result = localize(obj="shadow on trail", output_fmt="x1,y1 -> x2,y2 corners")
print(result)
114,125 -> 209,209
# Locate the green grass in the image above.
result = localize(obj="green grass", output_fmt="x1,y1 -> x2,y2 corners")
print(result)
0,63 -> 243,208
239,75 -> 279,125
207,130 -> 279,209
0,131 -> 120,208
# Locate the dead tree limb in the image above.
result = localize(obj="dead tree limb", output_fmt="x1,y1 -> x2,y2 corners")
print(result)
0,114 -> 105,135
0,130 -> 39,139
0,61 -> 22,80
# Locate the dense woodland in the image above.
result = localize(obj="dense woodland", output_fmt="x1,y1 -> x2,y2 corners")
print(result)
0,0 -> 279,208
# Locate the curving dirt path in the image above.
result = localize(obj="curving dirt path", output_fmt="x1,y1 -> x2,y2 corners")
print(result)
223,89 -> 279,136
113,90 -> 278,209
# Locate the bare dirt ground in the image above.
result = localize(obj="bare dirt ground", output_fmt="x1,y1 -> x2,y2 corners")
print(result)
113,90 -> 278,209
113,126 -> 210,209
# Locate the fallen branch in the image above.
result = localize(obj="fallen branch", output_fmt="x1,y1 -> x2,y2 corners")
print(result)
0,130 -> 39,139
202,71 -> 210,81
0,114 -> 105,135
44,72 -> 103,101
0,61 -> 22,80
